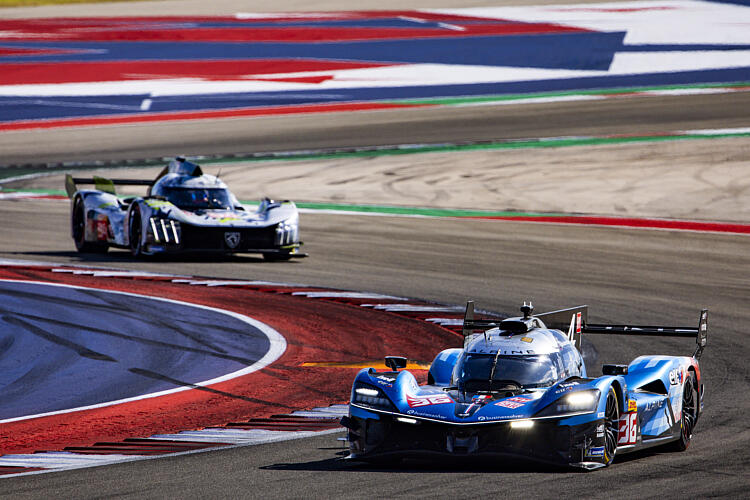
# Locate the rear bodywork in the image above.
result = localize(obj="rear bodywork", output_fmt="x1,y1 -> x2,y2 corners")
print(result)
343,305 -> 707,470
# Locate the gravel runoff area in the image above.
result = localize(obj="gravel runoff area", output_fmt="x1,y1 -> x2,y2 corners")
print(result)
7,136 -> 750,223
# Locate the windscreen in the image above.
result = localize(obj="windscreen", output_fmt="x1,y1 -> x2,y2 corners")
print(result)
454,353 -> 564,392
162,187 -> 233,210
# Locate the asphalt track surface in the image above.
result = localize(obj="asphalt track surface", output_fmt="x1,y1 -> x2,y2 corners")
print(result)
3,92 -> 750,166
0,198 -> 749,497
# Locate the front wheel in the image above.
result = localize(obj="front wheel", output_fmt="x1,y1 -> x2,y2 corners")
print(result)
667,373 -> 698,452
603,387 -> 619,466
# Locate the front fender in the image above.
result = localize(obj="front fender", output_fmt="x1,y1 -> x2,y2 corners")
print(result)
428,348 -> 462,386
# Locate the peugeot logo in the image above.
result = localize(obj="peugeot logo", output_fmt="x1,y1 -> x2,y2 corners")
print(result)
224,231 -> 241,249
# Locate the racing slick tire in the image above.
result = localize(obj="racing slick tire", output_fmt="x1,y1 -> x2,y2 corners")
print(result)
603,387 -> 619,466
72,196 -> 108,254
128,204 -> 145,257
263,251 -> 292,261
666,373 -> 698,452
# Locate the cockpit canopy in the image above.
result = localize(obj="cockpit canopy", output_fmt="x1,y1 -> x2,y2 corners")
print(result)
159,187 -> 233,210
452,341 -> 584,393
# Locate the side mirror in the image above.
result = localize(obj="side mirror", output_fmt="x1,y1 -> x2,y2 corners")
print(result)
385,356 -> 407,371
602,364 -> 628,376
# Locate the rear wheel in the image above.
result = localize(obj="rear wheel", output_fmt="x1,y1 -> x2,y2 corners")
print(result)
603,387 -> 619,466
129,205 -> 144,257
668,373 -> 698,451
72,197 -> 107,253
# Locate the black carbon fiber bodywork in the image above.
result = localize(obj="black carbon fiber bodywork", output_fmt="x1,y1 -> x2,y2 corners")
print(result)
178,224 -> 276,252
347,412 -> 604,468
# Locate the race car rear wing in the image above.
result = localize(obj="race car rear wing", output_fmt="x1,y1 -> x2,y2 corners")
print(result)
462,302 -> 708,360
65,174 -> 153,198
582,308 -> 708,360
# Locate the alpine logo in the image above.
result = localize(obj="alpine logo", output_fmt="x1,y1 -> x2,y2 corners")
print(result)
224,231 -> 241,249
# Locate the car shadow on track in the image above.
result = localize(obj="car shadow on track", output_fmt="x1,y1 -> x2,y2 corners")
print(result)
261,448 -> 569,474
7,250 -> 284,264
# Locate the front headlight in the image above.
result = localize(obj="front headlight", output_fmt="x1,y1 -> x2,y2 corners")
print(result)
535,389 -> 600,417
148,217 -> 181,244
352,382 -> 396,411
275,214 -> 299,245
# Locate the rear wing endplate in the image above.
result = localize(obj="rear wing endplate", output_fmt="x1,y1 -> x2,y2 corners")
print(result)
65,174 -> 153,198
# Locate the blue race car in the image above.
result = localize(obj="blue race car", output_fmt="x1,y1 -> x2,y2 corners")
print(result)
341,302 -> 707,470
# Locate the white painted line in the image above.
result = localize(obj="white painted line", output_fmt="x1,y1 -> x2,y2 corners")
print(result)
288,411 -> 344,418
51,268 -> 184,278
0,192 -> 53,200
0,452 -> 145,468
681,127 -> 750,136
169,278 -> 313,287
360,304 -> 463,312
293,404 -> 349,416
150,429 -> 323,444
140,98 -> 152,111
291,291 -> 407,300
424,318 -> 464,326
437,22 -> 466,31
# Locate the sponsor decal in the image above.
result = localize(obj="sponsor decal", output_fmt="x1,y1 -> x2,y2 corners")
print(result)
95,215 -> 109,241
576,312 -> 582,334
495,395 -> 534,409
406,394 -> 453,408
560,381 -> 580,388
628,399 -> 637,412
618,412 -> 638,445
457,394 -> 492,416
597,412 -> 605,419
555,381 -> 581,394
645,399 -> 665,411
479,415 -> 525,422
596,424 -> 605,438
224,231 -> 241,249
586,446 -> 605,457
521,337 -> 533,343
374,379 -> 392,387
406,409 -> 447,419
669,367 -> 684,385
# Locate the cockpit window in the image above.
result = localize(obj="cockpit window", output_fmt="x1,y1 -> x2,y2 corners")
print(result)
162,187 -> 233,210
453,352 -> 565,393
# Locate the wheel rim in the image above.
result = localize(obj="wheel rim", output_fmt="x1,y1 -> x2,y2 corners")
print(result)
604,389 -> 618,463
681,376 -> 696,442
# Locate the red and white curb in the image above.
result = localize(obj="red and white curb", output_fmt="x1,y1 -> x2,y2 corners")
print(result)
0,406 -> 348,477
0,261 -> 479,478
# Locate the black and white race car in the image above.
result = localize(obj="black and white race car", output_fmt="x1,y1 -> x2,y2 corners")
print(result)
65,157 -> 304,260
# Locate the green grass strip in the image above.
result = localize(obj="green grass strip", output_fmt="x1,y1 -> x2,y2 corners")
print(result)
2,130 -> 749,181
391,81 -> 750,106
0,186 -> 563,219
292,201 -> 564,218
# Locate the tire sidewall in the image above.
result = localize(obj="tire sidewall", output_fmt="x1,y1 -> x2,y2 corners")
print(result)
129,204 -> 144,256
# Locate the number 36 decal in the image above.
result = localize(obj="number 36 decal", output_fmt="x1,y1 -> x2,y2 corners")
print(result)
618,413 -> 638,445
